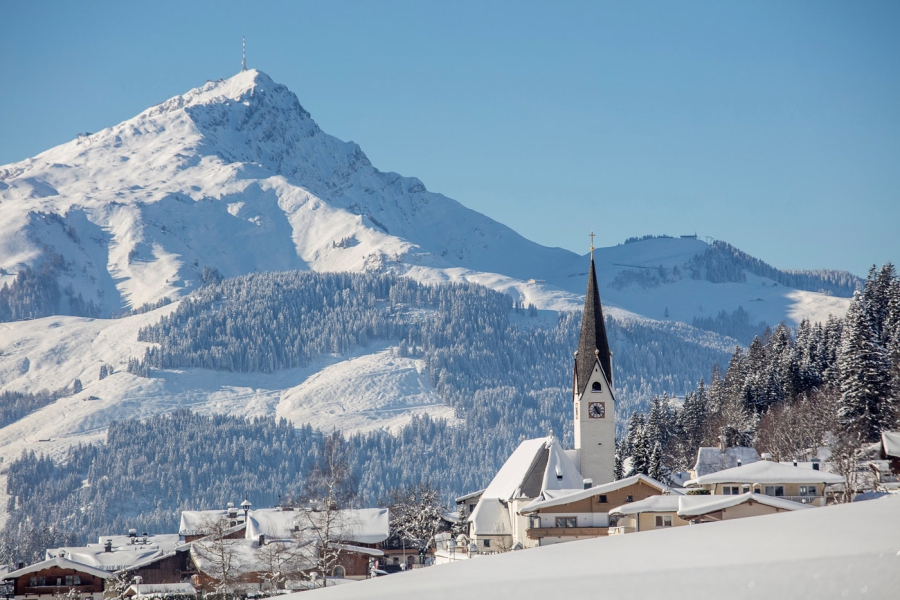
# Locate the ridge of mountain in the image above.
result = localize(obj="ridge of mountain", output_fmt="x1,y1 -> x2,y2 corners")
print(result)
0,69 -> 854,328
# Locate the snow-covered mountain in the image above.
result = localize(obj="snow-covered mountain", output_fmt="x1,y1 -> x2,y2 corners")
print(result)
0,70 -> 859,507
0,69 -> 855,324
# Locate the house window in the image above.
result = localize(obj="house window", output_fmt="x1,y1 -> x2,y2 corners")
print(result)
74,576 -> 81,586
65,576 -> 74,586
625,495 -> 633,503
469,503 -> 476,513
56,578 -> 63,586
764,486 -> 785,497
799,485 -> 817,496
599,495 -> 607,503
654,515 -> 673,528
592,381 -> 602,392
529,516 -> 542,529
483,539 -> 491,548
722,486 -> 740,495
555,517 -> 577,528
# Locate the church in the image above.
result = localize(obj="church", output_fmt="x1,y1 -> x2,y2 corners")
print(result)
460,245 -> 669,551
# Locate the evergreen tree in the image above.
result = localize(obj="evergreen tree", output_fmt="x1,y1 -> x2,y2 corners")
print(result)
648,441 -> 663,482
839,293 -> 895,441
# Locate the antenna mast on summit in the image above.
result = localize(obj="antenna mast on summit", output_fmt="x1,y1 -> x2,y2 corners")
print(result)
242,36 -> 247,71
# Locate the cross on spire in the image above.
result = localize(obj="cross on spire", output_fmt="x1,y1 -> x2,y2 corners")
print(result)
242,36 -> 247,72
589,230 -> 595,260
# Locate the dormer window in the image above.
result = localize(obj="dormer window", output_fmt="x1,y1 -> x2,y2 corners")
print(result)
591,381 -> 602,392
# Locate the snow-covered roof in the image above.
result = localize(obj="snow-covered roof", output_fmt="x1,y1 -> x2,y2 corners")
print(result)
179,509 -> 243,536
482,436 -> 583,501
608,495 -> 681,516
4,556 -> 114,580
245,507 -> 389,545
520,474 -> 677,514
686,460 -> 845,487
469,436 -> 583,536
468,498 -> 511,536
882,431 -> 900,458
676,493 -> 812,517
692,446 -> 760,478
455,489 -> 486,503
47,534 -> 184,571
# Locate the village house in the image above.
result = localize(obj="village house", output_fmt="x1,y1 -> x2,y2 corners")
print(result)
2,555 -> 111,600
45,531 -> 197,597
186,505 -> 389,590
518,474 -> 674,546
608,492 -> 811,533
684,456 -> 845,506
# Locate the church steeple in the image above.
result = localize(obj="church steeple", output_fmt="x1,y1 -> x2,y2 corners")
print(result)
575,252 -> 612,396
572,232 -> 616,487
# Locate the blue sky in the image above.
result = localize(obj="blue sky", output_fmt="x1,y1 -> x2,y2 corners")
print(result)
1,1 -> 898,277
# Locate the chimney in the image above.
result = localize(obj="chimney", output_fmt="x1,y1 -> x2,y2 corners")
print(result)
737,459 -> 742,467
812,462 -> 820,471
128,529 -> 137,538
58,550 -> 66,559
583,478 -> 593,490
793,461 -> 798,467
104,540 -> 113,553
258,534 -> 265,546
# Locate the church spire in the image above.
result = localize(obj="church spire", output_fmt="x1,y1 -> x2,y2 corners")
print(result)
575,237 -> 612,396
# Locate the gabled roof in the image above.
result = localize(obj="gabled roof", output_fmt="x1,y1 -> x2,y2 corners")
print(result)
245,507 -> 390,545
47,534 -> 184,571
519,474 -> 676,514
677,493 -> 812,517
575,257 -> 612,396
482,436 -> 583,501
686,460 -> 844,487
4,556 -> 114,580
609,492 -> 812,518
179,509 -> 244,536
608,495 -> 680,516
455,489 -> 486,504
882,431 -> 900,458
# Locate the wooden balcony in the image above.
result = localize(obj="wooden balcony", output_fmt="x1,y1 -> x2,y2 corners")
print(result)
526,527 -> 607,539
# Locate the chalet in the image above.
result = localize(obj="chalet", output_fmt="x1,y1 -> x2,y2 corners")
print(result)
518,474 -> 674,546
47,533 -> 183,574
188,506 -> 389,591
609,492 -> 810,533
684,458 -> 844,506
2,555 -> 111,600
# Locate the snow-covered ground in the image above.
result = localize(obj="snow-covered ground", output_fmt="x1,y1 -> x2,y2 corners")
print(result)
296,495 -> 900,600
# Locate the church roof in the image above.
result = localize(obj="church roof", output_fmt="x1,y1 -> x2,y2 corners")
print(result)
576,257 -> 612,396
469,436 -> 583,535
